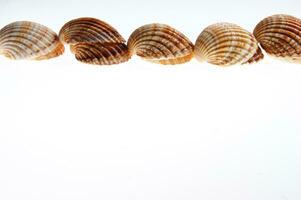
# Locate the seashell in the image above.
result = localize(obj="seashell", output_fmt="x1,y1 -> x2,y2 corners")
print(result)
59,17 -> 129,65
254,14 -> 301,63
70,42 -> 130,65
195,23 -> 263,66
0,21 -> 64,60
127,23 -> 194,65
59,17 -> 125,44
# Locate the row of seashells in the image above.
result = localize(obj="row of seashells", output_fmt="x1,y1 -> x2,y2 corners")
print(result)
0,14 -> 300,66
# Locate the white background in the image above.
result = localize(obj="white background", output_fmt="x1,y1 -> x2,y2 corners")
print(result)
0,0 -> 300,199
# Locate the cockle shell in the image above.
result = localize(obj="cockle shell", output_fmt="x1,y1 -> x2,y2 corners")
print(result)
195,23 -> 264,66
127,23 -> 194,65
254,14 -> 301,63
59,17 -> 130,65
70,42 -> 130,65
0,21 -> 64,60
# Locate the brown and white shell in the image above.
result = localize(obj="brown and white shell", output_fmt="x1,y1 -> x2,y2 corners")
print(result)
127,23 -> 194,65
0,21 -> 64,60
70,42 -> 130,65
59,17 -> 130,65
195,23 -> 264,66
254,14 -> 301,63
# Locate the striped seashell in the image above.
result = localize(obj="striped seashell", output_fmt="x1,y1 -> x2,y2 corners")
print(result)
127,23 -> 194,65
195,23 -> 263,66
58,17 -> 129,65
254,14 -> 301,63
59,17 -> 125,44
70,42 -> 130,65
0,21 -> 64,60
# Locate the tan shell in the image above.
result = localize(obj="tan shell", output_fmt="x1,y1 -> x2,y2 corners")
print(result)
70,42 -> 130,65
127,23 -> 194,65
0,21 -> 64,60
195,23 -> 263,66
254,14 -> 301,63
59,17 -> 125,44
59,17 -> 129,65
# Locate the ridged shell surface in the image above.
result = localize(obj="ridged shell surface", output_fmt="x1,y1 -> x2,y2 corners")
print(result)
244,46 -> 264,64
195,23 -> 263,66
127,23 -> 194,65
254,14 -> 301,63
59,17 -> 125,44
70,42 -> 130,65
59,17 -> 129,65
0,21 -> 64,60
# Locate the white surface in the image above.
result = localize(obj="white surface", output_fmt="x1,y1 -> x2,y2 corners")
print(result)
0,0 -> 301,199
